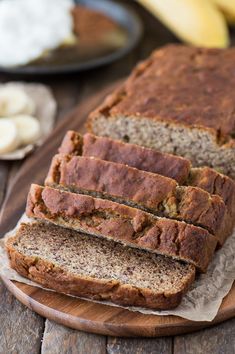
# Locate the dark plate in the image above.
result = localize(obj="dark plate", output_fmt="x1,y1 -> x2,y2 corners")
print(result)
0,0 -> 142,75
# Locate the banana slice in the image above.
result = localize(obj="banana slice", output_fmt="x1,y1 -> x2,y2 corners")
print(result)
0,87 -> 35,117
24,97 -> 36,115
10,115 -> 41,145
0,119 -> 20,154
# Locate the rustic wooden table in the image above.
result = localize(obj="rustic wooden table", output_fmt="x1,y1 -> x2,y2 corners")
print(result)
0,2 -> 235,353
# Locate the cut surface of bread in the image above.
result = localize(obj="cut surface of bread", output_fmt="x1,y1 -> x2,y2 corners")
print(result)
6,222 -> 196,310
87,45 -> 235,178
26,184 -> 217,271
45,154 -> 227,242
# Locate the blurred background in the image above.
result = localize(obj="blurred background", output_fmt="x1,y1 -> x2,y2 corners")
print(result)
1,0 -> 235,158
1,0 -> 235,98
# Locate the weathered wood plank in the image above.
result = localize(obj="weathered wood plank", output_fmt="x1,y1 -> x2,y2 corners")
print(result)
41,320 -> 106,354
2,1 -> 235,352
7,161 -> 23,191
0,161 -> 9,208
0,281 -> 44,354
107,336 -> 172,354
49,79 -> 81,121
174,318 -> 235,354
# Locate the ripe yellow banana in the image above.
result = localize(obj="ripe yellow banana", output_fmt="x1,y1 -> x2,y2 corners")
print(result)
224,13 -> 235,25
209,0 -> 235,25
138,0 -> 229,47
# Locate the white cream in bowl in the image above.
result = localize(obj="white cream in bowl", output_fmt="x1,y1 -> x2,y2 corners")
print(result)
0,0 -> 74,67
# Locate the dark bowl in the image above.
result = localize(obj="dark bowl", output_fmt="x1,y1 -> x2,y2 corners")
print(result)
0,0 -> 142,75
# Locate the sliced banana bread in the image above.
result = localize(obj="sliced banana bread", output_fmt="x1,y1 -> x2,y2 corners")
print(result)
188,167 -> 235,215
188,167 -> 235,241
87,45 -> 235,178
58,131 -> 235,241
59,131 -> 191,184
59,130 -> 84,156
6,222 -> 196,310
59,132 -> 235,214
45,154 -> 227,243
26,184 -> 217,272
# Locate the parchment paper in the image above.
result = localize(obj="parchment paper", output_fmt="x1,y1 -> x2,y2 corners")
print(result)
0,82 -> 57,160
0,214 -> 235,322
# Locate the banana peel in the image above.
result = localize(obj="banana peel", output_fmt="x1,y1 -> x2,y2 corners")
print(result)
209,0 -> 235,25
223,12 -> 235,26
138,0 -> 229,48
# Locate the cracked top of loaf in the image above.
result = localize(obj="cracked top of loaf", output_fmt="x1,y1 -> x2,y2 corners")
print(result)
91,45 -> 235,140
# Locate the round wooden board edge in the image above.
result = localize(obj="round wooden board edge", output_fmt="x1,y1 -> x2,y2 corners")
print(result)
2,276 -> 235,337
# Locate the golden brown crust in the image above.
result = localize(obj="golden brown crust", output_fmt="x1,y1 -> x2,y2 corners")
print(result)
6,224 -> 195,310
45,154 -> 178,211
59,132 -> 191,184
89,45 -> 235,141
58,132 -> 235,214
174,186 -> 226,238
189,167 -> 235,245
189,167 -> 235,216
45,154 -> 226,239
58,131 -> 83,156
58,132 -> 235,244
26,184 -> 218,272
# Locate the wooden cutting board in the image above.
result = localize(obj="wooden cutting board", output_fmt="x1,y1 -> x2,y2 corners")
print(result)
0,82 -> 235,337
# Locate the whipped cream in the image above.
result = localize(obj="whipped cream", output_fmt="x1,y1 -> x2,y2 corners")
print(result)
0,0 -> 74,67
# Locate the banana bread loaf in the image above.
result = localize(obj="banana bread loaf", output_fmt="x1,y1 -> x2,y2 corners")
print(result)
6,222 -> 196,310
87,45 -> 235,178
26,184 -> 217,272
45,154 -> 227,243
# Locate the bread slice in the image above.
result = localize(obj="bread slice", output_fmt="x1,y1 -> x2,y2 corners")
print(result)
6,222 -> 195,310
45,154 -> 227,242
188,167 -> 235,216
59,131 -> 191,184
87,45 -> 235,178
59,132 -> 235,220
58,131 -> 235,244
59,130 -> 84,156
188,167 -> 235,242
26,184 -> 217,272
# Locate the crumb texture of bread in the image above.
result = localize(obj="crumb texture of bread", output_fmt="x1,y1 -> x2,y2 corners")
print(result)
45,154 -> 227,241
87,45 -> 235,178
26,184 -> 218,272
6,222 -> 196,310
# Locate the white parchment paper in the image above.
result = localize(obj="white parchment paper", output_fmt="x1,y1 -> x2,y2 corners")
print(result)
0,214 -> 235,322
0,82 -> 57,160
